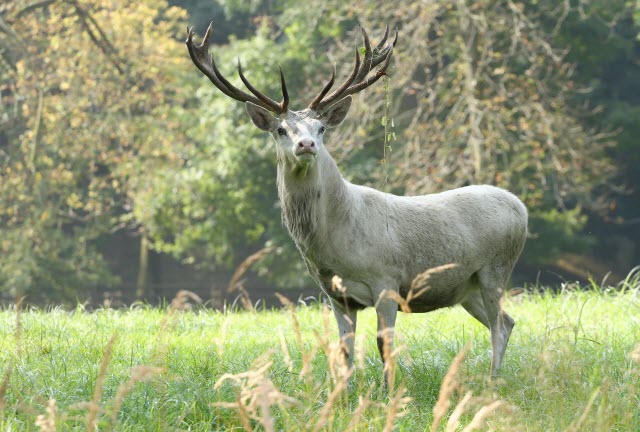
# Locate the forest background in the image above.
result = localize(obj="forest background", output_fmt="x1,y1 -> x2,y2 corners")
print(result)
1,0 -> 639,307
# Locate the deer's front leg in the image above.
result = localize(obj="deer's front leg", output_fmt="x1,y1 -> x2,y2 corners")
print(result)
375,295 -> 398,387
330,299 -> 358,369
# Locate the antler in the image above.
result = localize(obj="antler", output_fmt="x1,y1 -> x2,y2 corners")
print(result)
186,22 -> 289,114
308,25 -> 397,112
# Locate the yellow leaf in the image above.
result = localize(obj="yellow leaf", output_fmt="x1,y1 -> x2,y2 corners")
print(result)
66,193 -> 82,209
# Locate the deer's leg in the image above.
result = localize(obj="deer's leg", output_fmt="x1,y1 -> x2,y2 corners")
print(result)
477,266 -> 515,375
330,299 -> 358,369
461,290 -> 490,328
375,295 -> 398,387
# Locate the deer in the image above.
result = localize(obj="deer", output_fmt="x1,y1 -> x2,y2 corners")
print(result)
186,23 -> 528,384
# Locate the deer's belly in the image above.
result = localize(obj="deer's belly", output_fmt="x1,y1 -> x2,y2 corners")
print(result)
325,278 -> 377,308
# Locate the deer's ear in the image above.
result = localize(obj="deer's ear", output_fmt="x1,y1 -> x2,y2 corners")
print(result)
246,102 -> 278,131
320,96 -> 352,128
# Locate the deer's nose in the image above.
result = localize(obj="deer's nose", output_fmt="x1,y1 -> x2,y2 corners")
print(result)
294,139 -> 317,156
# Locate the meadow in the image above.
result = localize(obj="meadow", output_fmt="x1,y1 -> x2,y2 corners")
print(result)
0,272 -> 639,431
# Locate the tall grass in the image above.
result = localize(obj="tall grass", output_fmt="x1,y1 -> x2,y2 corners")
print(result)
0,274 -> 638,431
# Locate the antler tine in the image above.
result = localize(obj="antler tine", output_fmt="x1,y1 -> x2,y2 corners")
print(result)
314,46 -> 361,111
186,22 -> 288,114
279,66 -> 289,112
376,25 -> 389,50
338,46 -> 393,97
313,25 -> 395,112
237,59 -> 283,112
308,66 -> 336,111
186,23 -> 256,102
353,25 -> 374,84
371,45 -> 392,68
370,28 -> 398,69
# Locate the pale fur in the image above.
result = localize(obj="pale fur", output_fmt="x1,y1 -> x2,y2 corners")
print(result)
246,99 -> 528,379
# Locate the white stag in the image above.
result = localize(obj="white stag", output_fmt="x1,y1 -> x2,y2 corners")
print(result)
186,23 -> 528,380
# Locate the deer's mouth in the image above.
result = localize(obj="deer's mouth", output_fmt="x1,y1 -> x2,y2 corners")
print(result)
294,147 -> 318,162
296,154 -> 316,165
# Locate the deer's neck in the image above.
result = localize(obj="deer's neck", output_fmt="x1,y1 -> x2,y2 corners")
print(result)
277,150 -> 350,255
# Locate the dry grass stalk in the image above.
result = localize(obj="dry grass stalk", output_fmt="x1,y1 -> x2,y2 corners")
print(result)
566,388 -> 601,432
14,297 -> 24,359
107,365 -> 165,426
430,341 -> 472,432
275,292 -> 292,306
344,390 -> 374,432
444,390 -> 474,432
379,326 -> 396,390
311,373 -> 351,432
373,264 -> 457,314
234,281 -> 256,312
227,246 -> 276,312
227,247 -> 274,294
507,288 -> 525,297
354,333 -> 367,371
314,306 -> 350,385
383,385 -> 412,432
35,399 -> 57,432
155,290 -> 202,362
257,377 -> 276,432
331,275 -> 346,294
235,391 -> 253,432
2,299 -> 22,417
214,318 -> 230,358
288,305 -> 303,351
405,263 -> 458,312
0,366 -> 11,413
213,351 -> 297,431
169,290 -> 202,311
278,331 -> 294,373
159,290 -> 202,337
86,334 -> 117,430
629,344 -> 640,377
287,306 -> 318,381
374,291 -> 409,391
460,400 -> 505,432
299,343 -> 319,381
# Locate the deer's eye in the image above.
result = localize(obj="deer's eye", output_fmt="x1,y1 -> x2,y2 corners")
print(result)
319,126 -> 326,134
277,127 -> 286,136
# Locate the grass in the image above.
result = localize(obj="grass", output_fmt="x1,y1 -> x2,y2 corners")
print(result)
0,273 -> 639,431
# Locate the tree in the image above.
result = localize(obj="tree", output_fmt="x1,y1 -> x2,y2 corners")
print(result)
0,0 -> 190,302
137,20 -> 325,291
146,0 -> 625,290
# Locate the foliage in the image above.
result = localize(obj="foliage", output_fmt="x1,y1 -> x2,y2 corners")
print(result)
0,0 -> 638,302
0,283 -> 639,429
537,0 -> 640,260
135,21 -> 319,287
524,207 -> 594,265
143,0 -> 623,290
0,0 -> 190,300
327,1 -> 618,260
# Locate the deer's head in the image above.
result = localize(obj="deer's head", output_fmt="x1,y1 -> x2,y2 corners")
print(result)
186,23 -> 396,169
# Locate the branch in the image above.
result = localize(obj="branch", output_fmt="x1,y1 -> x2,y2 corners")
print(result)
13,0 -> 58,20
69,1 -> 126,75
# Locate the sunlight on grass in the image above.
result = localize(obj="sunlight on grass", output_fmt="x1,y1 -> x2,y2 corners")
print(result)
0,277 -> 638,431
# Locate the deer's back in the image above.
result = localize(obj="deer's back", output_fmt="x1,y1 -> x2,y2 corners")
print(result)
323,184 -> 527,289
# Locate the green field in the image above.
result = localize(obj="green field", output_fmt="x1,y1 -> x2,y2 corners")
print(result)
1,278 -> 639,431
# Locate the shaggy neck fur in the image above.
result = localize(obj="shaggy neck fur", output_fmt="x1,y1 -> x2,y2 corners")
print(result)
276,148 -> 350,256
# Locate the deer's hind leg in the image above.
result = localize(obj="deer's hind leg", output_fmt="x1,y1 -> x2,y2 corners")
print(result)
475,265 -> 515,375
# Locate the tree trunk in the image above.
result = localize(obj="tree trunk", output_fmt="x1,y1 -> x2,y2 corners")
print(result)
210,283 -> 224,311
135,234 -> 149,301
